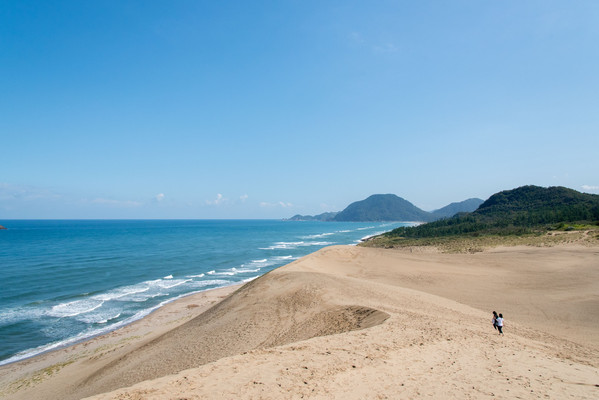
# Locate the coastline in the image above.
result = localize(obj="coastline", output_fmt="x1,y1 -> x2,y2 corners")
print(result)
0,283 -> 245,368
0,284 -> 241,399
2,242 -> 598,399
0,219 -> 406,368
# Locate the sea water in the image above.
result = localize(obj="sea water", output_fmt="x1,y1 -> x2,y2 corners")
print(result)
0,219 -> 409,365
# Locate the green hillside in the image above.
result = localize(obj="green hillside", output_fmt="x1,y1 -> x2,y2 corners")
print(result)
431,198 -> 484,218
332,194 -> 436,222
380,186 -> 599,239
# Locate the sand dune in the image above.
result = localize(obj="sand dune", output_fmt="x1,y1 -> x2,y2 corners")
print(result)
1,244 -> 598,399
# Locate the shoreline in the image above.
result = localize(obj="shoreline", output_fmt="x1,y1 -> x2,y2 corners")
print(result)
0,219 -> 406,371
2,242 -> 598,399
0,283 -> 244,368
0,284 -> 241,398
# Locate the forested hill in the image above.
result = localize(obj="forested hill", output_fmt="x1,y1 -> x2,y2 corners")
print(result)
332,194 -> 436,222
383,185 -> 599,238
287,195 -> 484,222
431,198 -> 484,218
475,186 -> 599,221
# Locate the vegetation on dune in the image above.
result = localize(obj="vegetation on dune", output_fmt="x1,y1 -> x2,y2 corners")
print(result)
362,186 -> 599,252
361,227 -> 599,253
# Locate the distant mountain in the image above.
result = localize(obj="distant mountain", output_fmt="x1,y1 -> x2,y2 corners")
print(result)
431,198 -> 484,218
287,194 -> 485,222
286,212 -> 339,221
384,185 -> 599,238
332,194 -> 436,222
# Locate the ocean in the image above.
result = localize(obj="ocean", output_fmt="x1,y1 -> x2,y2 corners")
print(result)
0,219 -> 409,365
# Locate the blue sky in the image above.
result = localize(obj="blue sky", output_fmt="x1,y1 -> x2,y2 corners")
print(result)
1,1 -> 598,219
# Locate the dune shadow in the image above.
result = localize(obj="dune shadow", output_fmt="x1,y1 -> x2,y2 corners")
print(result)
262,305 -> 390,347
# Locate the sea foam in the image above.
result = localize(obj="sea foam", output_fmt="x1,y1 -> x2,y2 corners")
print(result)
0,219 -> 408,366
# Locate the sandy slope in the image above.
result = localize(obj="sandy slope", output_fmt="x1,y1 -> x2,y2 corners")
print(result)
1,244 -> 598,399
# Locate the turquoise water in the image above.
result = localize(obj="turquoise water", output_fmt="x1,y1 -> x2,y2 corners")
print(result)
0,219 -> 408,365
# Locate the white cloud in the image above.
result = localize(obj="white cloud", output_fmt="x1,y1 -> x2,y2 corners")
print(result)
581,185 -> 599,192
349,31 -> 365,45
374,43 -> 399,54
0,183 -> 62,201
155,193 -> 165,202
240,194 -> 249,202
347,32 -> 398,54
90,198 -> 143,207
320,203 -> 334,210
260,201 -> 293,208
206,193 -> 227,206
0,182 -> 148,216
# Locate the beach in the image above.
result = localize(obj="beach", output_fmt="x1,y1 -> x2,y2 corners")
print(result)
0,219 -> 405,365
1,243 -> 598,399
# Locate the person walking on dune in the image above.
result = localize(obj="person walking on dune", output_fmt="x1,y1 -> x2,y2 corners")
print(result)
492,311 -> 498,331
496,313 -> 504,335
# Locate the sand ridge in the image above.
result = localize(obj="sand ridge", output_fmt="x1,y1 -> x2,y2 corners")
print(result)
1,244 -> 598,399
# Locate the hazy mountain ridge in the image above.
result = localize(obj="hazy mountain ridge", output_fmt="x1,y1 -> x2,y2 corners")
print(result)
286,195 -> 483,222
286,212 -> 339,222
432,198 -> 484,219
